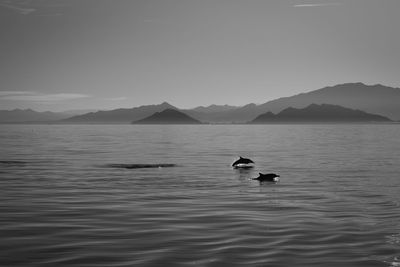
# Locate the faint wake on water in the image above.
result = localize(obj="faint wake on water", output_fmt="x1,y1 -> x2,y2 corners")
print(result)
104,163 -> 178,169
0,125 -> 400,266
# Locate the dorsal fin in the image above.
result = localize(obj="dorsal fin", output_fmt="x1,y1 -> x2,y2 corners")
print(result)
259,172 -> 263,176
240,156 -> 243,159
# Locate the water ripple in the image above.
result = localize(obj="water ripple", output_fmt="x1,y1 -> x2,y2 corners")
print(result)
1,125 -> 400,266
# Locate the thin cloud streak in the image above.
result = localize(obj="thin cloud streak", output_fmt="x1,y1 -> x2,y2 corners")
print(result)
0,91 -> 34,96
0,2 -> 36,15
0,91 -> 90,102
0,0 -> 67,16
293,3 -> 342,7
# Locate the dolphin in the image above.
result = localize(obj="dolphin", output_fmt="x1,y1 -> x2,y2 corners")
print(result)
252,173 -> 280,182
232,156 -> 254,168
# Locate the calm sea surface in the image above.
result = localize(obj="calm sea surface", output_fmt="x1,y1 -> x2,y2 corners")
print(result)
1,124 -> 400,267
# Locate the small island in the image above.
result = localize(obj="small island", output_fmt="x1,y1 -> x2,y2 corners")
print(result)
132,109 -> 202,124
249,104 -> 391,123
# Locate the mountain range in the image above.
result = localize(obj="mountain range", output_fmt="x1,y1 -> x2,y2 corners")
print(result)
0,109 -> 70,123
186,83 -> 400,123
1,83 -> 400,123
255,83 -> 400,120
250,104 -> 391,123
61,102 -> 176,124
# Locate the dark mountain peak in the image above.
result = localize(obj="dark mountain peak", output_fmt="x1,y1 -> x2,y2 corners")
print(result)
160,102 -> 175,108
337,82 -> 365,87
238,103 -> 258,112
242,103 -> 257,108
321,82 -> 399,92
154,108 -> 181,115
132,108 -> 201,124
319,82 -> 365,90
62,102 -> 179,123
133,102 -> 176,110
303,103 -> 342,110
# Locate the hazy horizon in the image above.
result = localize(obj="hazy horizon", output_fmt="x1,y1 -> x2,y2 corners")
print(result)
1,81 -> 397,113
1,0 -> 400,112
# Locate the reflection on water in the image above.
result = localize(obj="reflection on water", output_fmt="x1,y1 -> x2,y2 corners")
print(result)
0,124 -> 400,266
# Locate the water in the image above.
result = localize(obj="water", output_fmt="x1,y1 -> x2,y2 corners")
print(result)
1,124 -> 400,267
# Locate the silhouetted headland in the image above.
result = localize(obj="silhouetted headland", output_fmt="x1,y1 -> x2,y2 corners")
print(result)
250,104 -> 391,123
132,109 -> 201,124
0,109 -> 69,123
62,102 -> 177,124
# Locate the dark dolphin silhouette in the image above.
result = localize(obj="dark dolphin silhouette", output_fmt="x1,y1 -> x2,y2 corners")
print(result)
232,156 -> 254,167
253,173 -> 280,182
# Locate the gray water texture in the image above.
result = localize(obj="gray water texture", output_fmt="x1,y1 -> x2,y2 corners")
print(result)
1,124 -> 400,266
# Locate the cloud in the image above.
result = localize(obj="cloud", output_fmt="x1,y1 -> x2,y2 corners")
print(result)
0,2 -> 36,15
293,3 -> 342,7
0,91 -> 90,102
0,91 -> 34,96
0,0 -> 67,16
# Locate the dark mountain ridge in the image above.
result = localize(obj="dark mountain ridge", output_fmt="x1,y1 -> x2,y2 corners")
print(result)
132,109 -> 201,124
62,102 -> 177,123
256,83 -> 400,120
250,104 -> 391,123
191,104 -> 238,113
184,103 -> 261,123
185,83 -> 400,122
0,109 -> 70,123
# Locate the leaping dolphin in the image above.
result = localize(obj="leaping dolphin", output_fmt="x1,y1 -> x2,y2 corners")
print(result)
232,156 -> 255,168
252,173 -> 280,182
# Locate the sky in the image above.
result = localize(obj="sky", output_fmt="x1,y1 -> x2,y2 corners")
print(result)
1,0 -> 400,111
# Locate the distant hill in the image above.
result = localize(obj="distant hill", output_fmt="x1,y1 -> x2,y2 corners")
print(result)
132,109 -> 201,124
250,104 -> 391,123
191,104 -> 238,113
62,102 -> 177,123
185,103 -> 261,123
185,83 -> 400,122
0,109 -> 69,123
257,83 -> 400,121
60,109 -> 100,116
